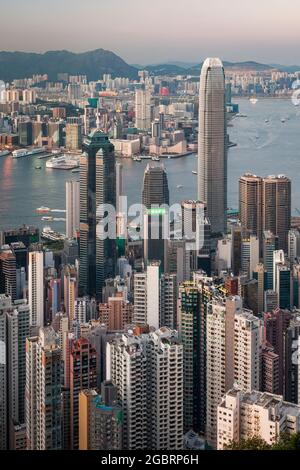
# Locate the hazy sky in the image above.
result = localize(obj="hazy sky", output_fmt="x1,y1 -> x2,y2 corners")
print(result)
1,0 -> 300,64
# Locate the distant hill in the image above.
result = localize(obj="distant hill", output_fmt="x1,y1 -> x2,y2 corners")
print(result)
143,60 -> 277,76
0,49 -> 138,81
1,49 -> 298,82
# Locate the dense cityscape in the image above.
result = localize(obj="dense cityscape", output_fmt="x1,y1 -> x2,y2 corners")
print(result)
1,3 -> 300,459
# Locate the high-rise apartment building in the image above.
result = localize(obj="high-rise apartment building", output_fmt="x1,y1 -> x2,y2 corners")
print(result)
79,382 -> 123,450
99,294 -> 133,330
0,247 -> 17,301
79,130 -> 116,300
106,328 -> 183,450
217,388 -> 300,450
178,274 -> 226,435
70,338 -> 97,449
206,296 -> 261,448
198,58 -> 227,234
25,327 -> 62,450
65,123 -> 82,150
135,84 -> 151,130
133,263 -> 176,329
28,250 -> 44,329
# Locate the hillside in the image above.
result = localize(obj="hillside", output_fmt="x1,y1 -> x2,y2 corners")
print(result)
0,49 -> 138,81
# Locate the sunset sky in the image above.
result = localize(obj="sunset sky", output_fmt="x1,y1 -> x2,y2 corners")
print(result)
1,0 -> 299,64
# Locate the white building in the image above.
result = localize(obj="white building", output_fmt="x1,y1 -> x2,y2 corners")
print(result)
28,251 -> 44,329
133,263 -> 176,329
241,235 -> 259,278
66,180 -> 80,239
206,296 -> 262,448
218,388 -> 300,450
25,327 -> 61,450
110,138 -> 140,157
106,327 -> 183,450
288,229 -> 300,262
135,86 -> 151,131
216,238 -> 232,274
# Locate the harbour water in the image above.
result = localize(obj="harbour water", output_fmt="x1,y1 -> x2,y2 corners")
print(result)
0,98 -> 299,233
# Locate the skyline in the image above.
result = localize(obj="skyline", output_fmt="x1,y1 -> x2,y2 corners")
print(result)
0,0 -> 300,65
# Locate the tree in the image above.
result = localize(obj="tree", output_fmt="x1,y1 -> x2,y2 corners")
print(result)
225,433 -> 300,450
225,436 -> 271,450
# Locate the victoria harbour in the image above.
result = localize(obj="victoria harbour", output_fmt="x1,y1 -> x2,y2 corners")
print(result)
0,97 -> 299,233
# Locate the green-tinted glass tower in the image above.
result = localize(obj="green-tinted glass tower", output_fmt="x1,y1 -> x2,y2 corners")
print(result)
79,130 -> 116,300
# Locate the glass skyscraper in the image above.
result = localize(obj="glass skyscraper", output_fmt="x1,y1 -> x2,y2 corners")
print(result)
198,58 -> 227,234
79,130 -> 116,300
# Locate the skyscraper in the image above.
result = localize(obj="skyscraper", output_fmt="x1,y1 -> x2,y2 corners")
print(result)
79,130 -> 116,300
198,58 -> 227,234
262,175 -> 291,253
25,327 -> 62,450
28,250 -> 44,329
0,247 -> 17,301
142,164 -> 169,270
66,180 -> 80,239
106,328 -> 183,450
239,173 -> 262,240
239,174 -> 291,252
79,382 -> 123,450
206,296 -> 261,447
70,338 -> 97,449
135,84 -> 151,131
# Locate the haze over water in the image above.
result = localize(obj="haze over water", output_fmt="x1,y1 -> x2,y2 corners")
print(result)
0,98 -> 299,233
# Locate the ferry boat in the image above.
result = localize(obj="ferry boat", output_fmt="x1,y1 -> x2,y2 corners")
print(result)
46,154 -> 79,169
12,147 -> 46,158
0,150 -> 10,157
36,206 -> 50,213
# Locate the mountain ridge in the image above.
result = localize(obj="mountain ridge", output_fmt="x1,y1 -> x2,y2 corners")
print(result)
0,49 -> 299,81
0,48 -> 138,81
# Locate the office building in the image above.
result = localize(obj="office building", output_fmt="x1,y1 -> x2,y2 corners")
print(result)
198,58 -> 227,234
239,174 -> 291,252
66,180 -> 80,239
79,130 -> 116,300
240,234 -> 259,278
142,164 -> 169,271
28,250 -> 44,328
263,231 -> 279,290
